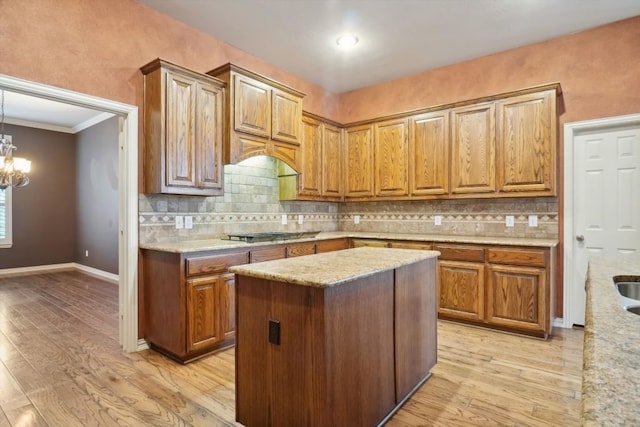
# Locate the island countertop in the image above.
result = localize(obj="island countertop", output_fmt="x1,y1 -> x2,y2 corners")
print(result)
582,254 -> 640,425
229,246 -> 440,288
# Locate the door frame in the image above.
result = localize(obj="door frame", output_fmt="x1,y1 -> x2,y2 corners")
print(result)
0,74 -> 140,352
563,112 -> 640,327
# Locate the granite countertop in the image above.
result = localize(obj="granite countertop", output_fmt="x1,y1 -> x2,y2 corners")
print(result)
229,247 -> 439,288
139,231 -> 558,254
582,255 -> 640,426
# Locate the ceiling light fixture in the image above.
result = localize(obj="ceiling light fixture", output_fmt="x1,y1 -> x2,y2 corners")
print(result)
0,90 -> 31,189
336,34 -> 359,48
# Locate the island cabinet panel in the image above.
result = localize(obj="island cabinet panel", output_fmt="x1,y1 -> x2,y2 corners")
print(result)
409,110 -> 450,196
450,102 -> 496,195
141,59 -> 225,196
345,124 -> 374,198
374,118 -> 409,197
486,264 -> 546,332
394,261 -> 438,401
496,89 -> 557,195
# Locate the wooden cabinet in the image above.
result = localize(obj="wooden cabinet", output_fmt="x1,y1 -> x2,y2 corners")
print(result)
374,118 -> 408,197
143,249 -> 249,362
316,238 -> 349,253
496,89 -> 557,195
207,63 -> 304,171
437,260 -> 485,322
450,102 -> 496,195
345,124 -> 374,198
351,238 -> 389,248
141,58 -> 225,196
409,110 -> 449,196
281,113 -> 343,201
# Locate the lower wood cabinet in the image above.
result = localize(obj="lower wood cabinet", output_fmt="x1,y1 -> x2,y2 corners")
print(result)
437,260 -> 485,322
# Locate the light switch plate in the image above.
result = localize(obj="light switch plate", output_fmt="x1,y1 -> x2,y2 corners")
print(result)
298,214 -> 304,225
528,215 -> 538,227
434,215 -> 442,226
175,215 -> 184,229
281,214 -> 288,225
354,215 -> 360,224
505,215 -> 515,227
185,216 -> 193,229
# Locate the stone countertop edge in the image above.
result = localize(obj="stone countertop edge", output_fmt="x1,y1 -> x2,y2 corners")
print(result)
139,231 -> 559,253
582,254 -> 640,426
229,247 -> 440,288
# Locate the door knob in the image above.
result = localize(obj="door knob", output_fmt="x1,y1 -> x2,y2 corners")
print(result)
576,235 -> 585,242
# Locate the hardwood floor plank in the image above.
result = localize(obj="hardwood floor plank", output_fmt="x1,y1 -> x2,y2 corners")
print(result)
0,271 -> 583,427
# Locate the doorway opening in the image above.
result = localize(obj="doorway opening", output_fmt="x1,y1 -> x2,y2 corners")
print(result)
0,74 -> 139,352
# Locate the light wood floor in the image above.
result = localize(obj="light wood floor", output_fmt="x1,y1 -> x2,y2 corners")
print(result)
0,271 -> 584,426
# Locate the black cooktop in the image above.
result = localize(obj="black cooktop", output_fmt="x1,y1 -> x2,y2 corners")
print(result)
226,231 -> 320,243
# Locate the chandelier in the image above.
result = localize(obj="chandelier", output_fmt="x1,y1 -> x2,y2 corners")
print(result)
0,90 -> 31,189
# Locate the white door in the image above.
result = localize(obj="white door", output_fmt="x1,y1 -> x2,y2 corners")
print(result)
571,125 -> 640,325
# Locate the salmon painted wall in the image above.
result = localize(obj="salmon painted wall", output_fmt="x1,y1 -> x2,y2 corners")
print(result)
337,15 -> 640,124
0,0 -> 339,120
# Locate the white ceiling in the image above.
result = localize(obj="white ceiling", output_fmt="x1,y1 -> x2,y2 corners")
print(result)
138,0 -> 640,93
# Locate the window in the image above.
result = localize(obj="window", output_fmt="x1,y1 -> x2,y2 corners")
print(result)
0,186 -> 11,248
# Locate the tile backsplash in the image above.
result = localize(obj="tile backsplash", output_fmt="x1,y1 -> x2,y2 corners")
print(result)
139,156 -> 558,243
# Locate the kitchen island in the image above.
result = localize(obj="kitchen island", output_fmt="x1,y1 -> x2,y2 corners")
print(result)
230,247 -> 439,427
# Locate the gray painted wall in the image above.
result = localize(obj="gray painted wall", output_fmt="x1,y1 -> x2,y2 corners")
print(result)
0,124 -> 77,268
75,116 -> 119,274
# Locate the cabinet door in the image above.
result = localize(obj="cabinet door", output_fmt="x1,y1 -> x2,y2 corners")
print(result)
234,74 -> 271,138
374,118 -> 409,197
351,239 -> 389,248
322,123 -> 343,198
298,115 -> 322,196
486,264 -> 546,332
272,88 -> 302,144
186,276 -> 219,353
165,70 -> 196,188
345,124 -> 374,198
437,260 -> 485,322
219,273 -> 236,341
450,103 -> 496,194
196,81 -> 224,193
409,110 -> 449,196
496,89 -> 556,195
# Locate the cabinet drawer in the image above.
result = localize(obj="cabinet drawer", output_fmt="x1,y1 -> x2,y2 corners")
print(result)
487,248 -> 546,267
251,246 -> 286,263
389,241 -> 432,250
434,245 -> 485,262
316,238 -> 349,253
351,239 -> 389,248
186,251 -> 249,277
286,242 -> 316,257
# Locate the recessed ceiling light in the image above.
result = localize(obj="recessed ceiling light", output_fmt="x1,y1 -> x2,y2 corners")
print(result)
336,34 -> 359,48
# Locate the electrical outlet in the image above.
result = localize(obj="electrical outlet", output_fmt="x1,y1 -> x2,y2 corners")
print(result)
298,214 -> 303,225
434,215 -> 442,226
175,215 -> 184,229
528,215 -> 538,227
85,250 -> 89,257
505,215 -> 515,227
185,216 -> 193,229
281,214 -> 288,225
354,215 -> 360,224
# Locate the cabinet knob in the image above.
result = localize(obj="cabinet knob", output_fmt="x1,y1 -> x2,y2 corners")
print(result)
576,235 -> 585,242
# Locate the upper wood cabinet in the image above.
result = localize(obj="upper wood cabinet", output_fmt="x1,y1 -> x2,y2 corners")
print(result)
345,124 -> 374,198
496,89 -> 557,195
141,58 -> 225,196
409,110 -> 449,196
374,118 -> 409,197
207,63 -> 304,171
450,102 -> 496,195
298,115 -> 322,197
322,122 -> 343,198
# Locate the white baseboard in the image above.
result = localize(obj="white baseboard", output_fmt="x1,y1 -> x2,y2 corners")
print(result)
553,318 -> 567,328
137,338 -> 149,351
0,262 -> 119,285
73,263 -> 119,284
